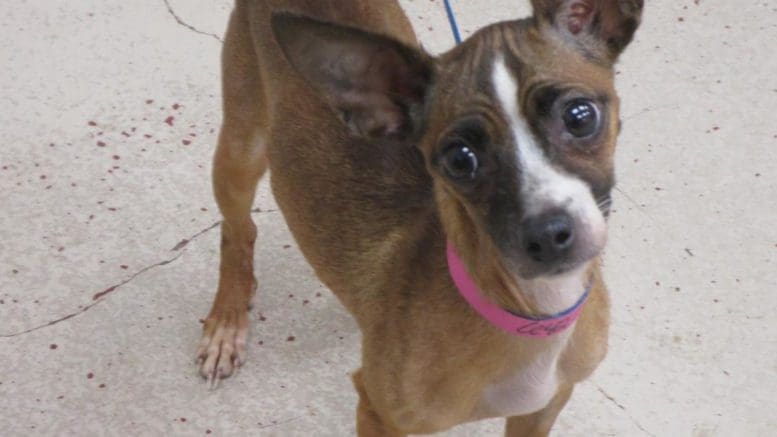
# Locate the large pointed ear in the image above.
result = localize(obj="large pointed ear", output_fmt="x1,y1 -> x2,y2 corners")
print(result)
531,0 -> 644,64
271,14 -> 433,140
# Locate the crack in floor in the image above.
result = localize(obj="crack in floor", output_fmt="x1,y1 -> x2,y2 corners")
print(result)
0,253 -> 184,338
595,383 -> 656,437
0,208 -> 278,338
163,0 -> 224,43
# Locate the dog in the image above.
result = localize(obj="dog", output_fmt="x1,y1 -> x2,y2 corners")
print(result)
195,0 -> 643,435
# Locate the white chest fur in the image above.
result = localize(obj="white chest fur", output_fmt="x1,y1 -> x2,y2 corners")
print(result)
472,330 -> 572,419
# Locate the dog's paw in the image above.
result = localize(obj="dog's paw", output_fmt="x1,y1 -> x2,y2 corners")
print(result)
195,309 -> 249,389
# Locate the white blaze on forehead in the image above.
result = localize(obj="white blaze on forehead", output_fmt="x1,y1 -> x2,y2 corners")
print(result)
491,57 -> 607,311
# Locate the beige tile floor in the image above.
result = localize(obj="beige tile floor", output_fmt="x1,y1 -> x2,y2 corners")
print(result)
1,0 -> 775,435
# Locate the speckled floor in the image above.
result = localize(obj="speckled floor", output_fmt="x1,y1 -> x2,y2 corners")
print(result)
1,0 -> 775,435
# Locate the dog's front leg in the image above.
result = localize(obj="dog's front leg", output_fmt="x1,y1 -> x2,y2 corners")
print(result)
195,6 -> 269,388
352,370 -> 407,437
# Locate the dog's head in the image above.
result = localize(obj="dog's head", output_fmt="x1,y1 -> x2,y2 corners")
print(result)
273,0 -> 642,281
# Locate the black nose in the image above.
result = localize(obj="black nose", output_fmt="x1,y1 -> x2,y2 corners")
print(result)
522,213 -> 575,264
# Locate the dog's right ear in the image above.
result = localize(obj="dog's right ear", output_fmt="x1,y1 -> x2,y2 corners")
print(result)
531,0 -> 644,64
272,14 -> 434,140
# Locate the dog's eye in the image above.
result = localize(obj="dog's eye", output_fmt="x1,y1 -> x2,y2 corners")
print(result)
443,142 -> 478,180
562,99 -> 599,138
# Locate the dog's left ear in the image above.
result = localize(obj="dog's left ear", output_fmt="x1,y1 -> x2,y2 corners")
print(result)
531,0 -> 644,64
272,14 -> 433,140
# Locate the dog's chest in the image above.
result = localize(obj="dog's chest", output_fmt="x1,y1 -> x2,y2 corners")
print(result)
470,333 -> 570,419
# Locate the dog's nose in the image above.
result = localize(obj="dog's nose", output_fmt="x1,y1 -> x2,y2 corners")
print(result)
522,212 -> 575,264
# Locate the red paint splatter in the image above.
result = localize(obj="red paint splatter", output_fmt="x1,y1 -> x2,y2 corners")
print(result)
97,141 -> 106,147
146,99 -> 154,104
172,103 -> 181,110
164,116 -> 175,126
286,336 -> 296,342
112,155 -> 120,160
182,139 -> 191,146
49,344 -> 58,350
87,372 -> 94,379
120,265 -> 128,270
98,383 -> 106,389
88,121 -> 97,126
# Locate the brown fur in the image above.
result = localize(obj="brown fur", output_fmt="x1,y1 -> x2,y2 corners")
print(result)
196,0 -> 642,434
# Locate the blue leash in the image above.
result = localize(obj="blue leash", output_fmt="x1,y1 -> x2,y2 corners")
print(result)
443,0 -> 462,44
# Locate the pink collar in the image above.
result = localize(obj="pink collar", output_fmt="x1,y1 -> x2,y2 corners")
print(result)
446,242 -> 590,338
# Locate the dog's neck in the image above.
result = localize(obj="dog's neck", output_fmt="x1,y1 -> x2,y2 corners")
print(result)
514,263 -> 591,315
447,241 -> 591,337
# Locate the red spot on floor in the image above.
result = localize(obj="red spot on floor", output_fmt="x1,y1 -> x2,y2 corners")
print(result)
146,99 -> 154,104
172,103 -> 181,110
49,344 -> 58,350
182,139 -> 191,146
98,383 -> 106,389
120,265 -> 128,269
97,141 -> 106,147
286,336 -> 296,342
112,155 -> 120,160
87,372 -> 94,379
164,116 -> 175,126
88,121 -> 97,126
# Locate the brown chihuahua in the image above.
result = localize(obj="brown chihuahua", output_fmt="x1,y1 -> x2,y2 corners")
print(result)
196,0 -> 643,435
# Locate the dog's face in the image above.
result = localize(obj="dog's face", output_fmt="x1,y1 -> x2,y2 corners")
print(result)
273,0 -> 642,280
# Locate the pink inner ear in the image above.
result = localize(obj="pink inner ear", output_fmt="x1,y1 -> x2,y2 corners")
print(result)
567,1 -> 595,34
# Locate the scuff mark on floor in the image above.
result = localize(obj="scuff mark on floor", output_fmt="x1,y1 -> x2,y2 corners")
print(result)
163,0 -> 224,43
